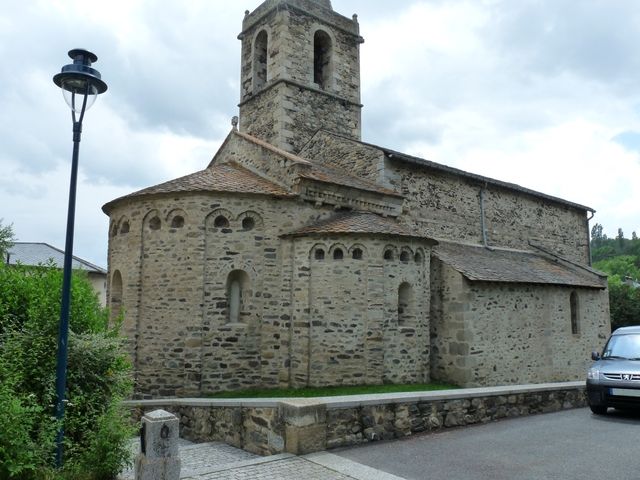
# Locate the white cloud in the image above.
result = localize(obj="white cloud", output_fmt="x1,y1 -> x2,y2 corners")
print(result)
1,0 -> 639,269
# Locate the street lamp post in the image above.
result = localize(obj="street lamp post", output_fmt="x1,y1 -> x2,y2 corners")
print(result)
52,49 -> 107,467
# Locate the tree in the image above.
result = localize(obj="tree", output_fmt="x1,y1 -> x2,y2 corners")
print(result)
617,228 -> 625,250
0,262 -> 133,478
591,223 -> 604,248
0,219 -> 15,262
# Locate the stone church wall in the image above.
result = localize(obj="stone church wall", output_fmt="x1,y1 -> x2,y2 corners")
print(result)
107,193 -> 333,397
107,189 -> 437,397
287,235 -> 433,388
430,258 -> 610,387
388,162 -> 590,264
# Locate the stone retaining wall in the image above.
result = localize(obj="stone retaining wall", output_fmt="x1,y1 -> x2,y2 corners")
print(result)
124,382 -> 587,456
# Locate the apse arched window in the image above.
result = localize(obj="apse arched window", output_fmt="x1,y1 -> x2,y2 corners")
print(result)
383,249 -> 394,261
149,216 -> 161,231
253,30 -> 268,91
314,30 -> 333,89
415,252 -> 423,264
333,248 -> 344,260
119,221 -> 130,235
570,291 -> 579,334
227,270 -> 250,324
398,282 -> 414,326
314,248 -> 325,260
242,217 -> 255,231
171,216 -> 185,229
352,248 -> 363,260
400,251 -> 410,263
110,270 -> 123,323
214,215 -> 229,228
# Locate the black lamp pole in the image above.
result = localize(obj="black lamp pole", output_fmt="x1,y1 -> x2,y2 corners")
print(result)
52,49 -> 107,467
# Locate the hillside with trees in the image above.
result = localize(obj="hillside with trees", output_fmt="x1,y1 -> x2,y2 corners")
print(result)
591,223 -> 640,329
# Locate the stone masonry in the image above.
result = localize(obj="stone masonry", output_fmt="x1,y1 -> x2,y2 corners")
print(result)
103,0 -> 609,398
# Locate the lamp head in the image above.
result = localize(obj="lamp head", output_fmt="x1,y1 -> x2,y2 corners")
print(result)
53,49 -> 107,114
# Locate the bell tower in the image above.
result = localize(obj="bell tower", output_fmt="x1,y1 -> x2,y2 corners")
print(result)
237,0 -> 364,153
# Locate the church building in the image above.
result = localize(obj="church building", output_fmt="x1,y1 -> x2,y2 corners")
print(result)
103,0 -> 610,398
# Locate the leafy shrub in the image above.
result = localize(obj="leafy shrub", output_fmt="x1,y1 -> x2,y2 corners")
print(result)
0,262 -> 133,479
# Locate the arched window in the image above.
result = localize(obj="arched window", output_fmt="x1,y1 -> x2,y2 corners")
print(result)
384,249 -> 394,261
315,248 -> 325,260
400,251 -> 410,263
110,270 -> 123,323
570,291 -> 579,334
214,215 -> 229,228
333,248 -> 344,260
352,248 -> 363,260
171,216 -> 185,228
149,216 -> 161,231
314,30 -> 332,89
227,270 -> 250,324
119,221 -> 130,235
398,282 -> 414,326
415,252 -> 423,264
242,217 -> 255,231
254,30 -> 268,91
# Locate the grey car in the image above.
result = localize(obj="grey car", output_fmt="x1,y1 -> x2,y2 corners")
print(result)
586,325 -> 640,414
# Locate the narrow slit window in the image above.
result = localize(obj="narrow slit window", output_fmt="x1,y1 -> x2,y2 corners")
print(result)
570,291 -> 579,334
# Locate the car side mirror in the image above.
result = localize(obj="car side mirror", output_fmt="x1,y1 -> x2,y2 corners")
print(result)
591,351 -> 601,361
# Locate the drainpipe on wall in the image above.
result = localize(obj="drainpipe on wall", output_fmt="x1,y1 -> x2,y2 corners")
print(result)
586,210 -> 595,266
479,184 -> 493,250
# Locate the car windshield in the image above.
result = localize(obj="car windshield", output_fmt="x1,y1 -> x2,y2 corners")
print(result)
602,333 -> 640,360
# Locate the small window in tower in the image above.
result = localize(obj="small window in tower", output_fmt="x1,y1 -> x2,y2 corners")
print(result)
214,215 -> 229,228
415,252 -> 423,264
253,30 -> 268,92
383,249 -> 394,261
315,249 -> 325,260
120,221 -> 130,235
352,248 -> 363,260
314,30 -> 333,89
333,248 -> 344,260
400,251 -> 410,263
149,216 -> 161,231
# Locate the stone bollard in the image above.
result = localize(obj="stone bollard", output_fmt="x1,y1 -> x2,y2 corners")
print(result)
135,409 -> 181,480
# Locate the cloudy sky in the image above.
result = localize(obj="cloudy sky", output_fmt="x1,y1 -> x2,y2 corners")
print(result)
2,0 -> 639,268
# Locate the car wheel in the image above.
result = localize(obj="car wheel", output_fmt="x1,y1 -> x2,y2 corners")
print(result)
589,405 -> 607,415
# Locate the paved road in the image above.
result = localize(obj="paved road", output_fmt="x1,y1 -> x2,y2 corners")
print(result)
334,408 -> 640,480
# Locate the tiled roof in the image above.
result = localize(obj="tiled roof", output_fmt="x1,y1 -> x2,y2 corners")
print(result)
433,242 -> 606,288
300,162 -> 402,197
103,162 -> 293,212
284,211 -> 432,239
6,242 -> 106,273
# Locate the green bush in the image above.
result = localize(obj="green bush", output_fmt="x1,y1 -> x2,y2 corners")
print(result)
0,262 -> 133,479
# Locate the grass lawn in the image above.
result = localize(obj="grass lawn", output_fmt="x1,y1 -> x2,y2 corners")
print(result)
206,382 -> 458,399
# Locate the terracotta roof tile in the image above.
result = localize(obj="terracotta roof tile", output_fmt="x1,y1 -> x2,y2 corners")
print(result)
434,242 -> 606,288
103,163 -> 293,211
284,211 -> 429,238
300,162 -> 402,197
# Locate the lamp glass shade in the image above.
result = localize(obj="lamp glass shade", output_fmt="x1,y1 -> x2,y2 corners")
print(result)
61,79 -> 98,113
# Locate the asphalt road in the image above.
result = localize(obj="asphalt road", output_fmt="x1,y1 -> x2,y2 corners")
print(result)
333,408 -> 640,480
